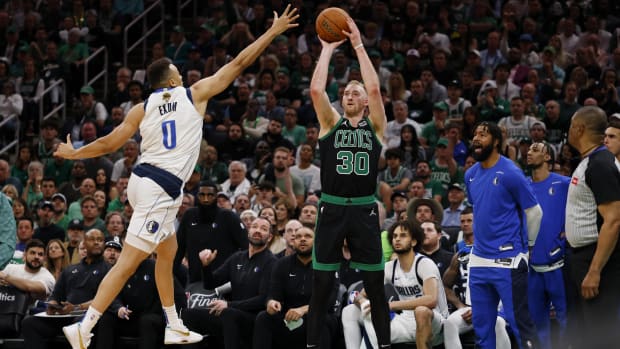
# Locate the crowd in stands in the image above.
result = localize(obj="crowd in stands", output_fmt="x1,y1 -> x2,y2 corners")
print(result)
0,0 -> 620,347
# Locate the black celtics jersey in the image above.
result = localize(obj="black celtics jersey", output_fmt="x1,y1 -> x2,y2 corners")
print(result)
319,117 -> 383,197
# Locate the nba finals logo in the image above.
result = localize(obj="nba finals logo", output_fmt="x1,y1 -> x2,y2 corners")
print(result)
188,293 -> 217,308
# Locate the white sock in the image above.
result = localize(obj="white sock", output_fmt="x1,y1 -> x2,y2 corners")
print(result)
163,305 -> 181,327
81,307 -> 102,334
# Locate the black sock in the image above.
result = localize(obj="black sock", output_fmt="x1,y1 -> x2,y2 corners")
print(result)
306,270 -> 335,347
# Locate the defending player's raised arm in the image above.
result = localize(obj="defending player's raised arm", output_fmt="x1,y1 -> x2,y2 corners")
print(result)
310,39 -> 343,136
343,17 -> 386,140
54,103 -> 144,160
190,5 -> 299,103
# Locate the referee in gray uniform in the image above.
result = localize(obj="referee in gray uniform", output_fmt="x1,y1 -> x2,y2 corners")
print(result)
565,106 -> 620,348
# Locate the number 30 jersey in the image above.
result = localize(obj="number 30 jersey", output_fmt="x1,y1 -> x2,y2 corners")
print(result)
319,117 -> 382,197
140,87 -> 203,183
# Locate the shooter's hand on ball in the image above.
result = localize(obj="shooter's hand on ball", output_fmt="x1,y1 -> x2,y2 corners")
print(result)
342,17 -> 362,49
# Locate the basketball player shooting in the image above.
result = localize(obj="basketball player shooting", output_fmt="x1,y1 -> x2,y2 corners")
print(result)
306,16 -> 391,348
53,6 -> 298,348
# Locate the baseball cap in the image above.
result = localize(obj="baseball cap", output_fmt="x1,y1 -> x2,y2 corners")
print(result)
240,209 -> 257,221
519,33 -> 533,42
38,200 -> 53,210
80,85 -> 95,95
543,46 -> 556,55
105,236 -> 123,250
390,191 -> 408,202
68,219 -> 84,230
436,138 -> 449,147
481,80 -> 497,92
217,192 -> 230,200
530,120 -> 547,131
447,79 -> 461,88
277,67 -> 290,76
448,183 -> 464,192
406,49 -> 420,58
433,101 -> 448,111
270,110 -> 285,124
468,49 -> 481,58
172,25 -> 184,33
274,35 -> 288,44
51,193 -> 67,204
200,23 -> 215,32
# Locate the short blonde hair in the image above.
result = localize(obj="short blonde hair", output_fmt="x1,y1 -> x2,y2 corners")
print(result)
346,80 -> 365,90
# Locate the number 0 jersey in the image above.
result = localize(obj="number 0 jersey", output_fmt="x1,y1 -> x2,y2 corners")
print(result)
140,86 -> 203,183
319,117 -> 382,198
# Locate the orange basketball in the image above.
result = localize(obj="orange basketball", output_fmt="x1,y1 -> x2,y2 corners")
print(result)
315,7 -> 350,43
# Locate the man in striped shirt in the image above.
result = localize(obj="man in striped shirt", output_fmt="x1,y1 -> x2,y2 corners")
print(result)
565,106 -> 620,347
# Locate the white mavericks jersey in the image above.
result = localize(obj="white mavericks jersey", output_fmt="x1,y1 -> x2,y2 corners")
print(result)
384,255 -> 449,319
139,86 -> 203,183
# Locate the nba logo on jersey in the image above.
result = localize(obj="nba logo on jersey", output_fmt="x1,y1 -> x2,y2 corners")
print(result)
146,220 -> 160,234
